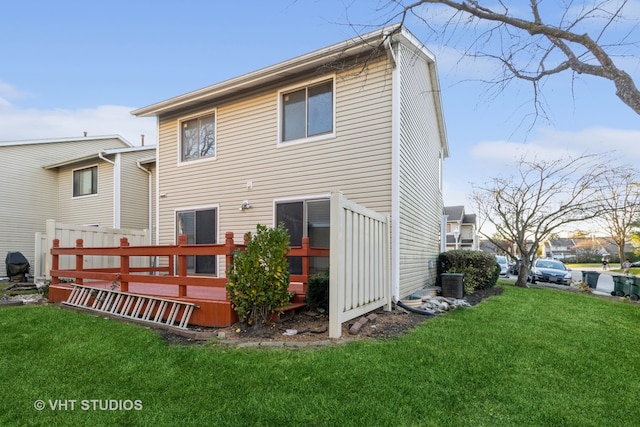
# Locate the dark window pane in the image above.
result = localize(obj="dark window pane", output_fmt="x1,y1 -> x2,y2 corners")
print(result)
276,202 -> 303,245
195,209 -> 216,274
283,89 -> 306,141
199,115 -> 216,157
276,202 -> 304,275
308,82 -> 332,136
181,118 -> 199,161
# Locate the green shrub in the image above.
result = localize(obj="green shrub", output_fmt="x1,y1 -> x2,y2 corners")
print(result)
306,272 -> 329,313
437,250 -> 499,294
226,224 -> 293,327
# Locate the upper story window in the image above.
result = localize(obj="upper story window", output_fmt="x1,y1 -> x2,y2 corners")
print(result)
281,79 -> 334,143
73,165 -> 97,197
181,112 -> 216,162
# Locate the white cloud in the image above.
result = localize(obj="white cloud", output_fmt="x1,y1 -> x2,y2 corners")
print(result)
467,126 -> 640,167
0,101 -> 156,146
443,125 -> 640,214
0,81 -> 32,102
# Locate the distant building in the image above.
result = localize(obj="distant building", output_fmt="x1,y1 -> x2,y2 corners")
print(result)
443,205 -> 478,251
542,237 -> 636,261
0,135 -> 155,268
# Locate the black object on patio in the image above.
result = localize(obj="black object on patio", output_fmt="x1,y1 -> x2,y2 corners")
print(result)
5,252 -> 30,282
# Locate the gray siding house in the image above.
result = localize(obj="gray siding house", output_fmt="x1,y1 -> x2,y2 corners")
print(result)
0,135 -> 155,270
133,25 -> 449,300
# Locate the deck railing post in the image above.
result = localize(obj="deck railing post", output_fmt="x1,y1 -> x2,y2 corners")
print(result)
224,232 -> 235,272
224,232 -> 236,301
51,239 -> 60,285
177,234 -> 188,297
75,239 -> 84,285
120,237 -> 130,292
301,236 -> 310,294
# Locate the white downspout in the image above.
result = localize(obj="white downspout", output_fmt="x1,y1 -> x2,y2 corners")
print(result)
98,152 -> 120,228
136,161 -> 153,245
389,35 -> 401,301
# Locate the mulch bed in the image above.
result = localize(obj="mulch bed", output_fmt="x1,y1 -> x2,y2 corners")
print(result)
157,286 -> 505,346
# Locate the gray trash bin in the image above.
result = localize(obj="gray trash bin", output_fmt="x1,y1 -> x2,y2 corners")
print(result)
441,273 -> 464,298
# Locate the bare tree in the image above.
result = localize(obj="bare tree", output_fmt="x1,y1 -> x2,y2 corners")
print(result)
471,154 -> 608,287
376,0 -> 640,118
593,165 -> 640,264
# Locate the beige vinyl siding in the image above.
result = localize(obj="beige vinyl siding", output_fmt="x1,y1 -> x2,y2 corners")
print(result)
119,151 -> 154,230
156,56 -> 394,274
57,161 -> 114,226
0,137 -> 129,266
397,43 -> 445,298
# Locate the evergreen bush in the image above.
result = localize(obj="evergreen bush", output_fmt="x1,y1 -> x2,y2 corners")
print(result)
437,250 -> 499,294
226,224 -> 293,327
306,272 -> 329,313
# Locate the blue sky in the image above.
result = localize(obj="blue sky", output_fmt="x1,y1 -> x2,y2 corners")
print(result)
1,0 -> 639,227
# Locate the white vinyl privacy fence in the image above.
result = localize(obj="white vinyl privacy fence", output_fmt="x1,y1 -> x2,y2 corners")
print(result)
329,191 -> 391,338
34,220 -> 150,281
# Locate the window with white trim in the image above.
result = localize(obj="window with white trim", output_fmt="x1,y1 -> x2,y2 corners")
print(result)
180,113 -> 216,162
281,80 -> 333,143
73,165 -> 97,197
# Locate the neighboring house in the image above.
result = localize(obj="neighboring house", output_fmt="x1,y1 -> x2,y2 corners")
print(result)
543,237 -> 635,261
132,25 -> 449,301
0,135 -> 155,270
444,205 -> 478,251
542,238 -> 579,260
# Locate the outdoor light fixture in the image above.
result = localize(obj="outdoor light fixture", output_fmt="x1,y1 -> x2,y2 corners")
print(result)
239,200 -> 252,211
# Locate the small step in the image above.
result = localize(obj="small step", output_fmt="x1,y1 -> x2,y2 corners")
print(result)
277,302 -> 307,313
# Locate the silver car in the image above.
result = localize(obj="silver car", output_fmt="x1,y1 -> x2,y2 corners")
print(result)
496,255 -> 508,277
528,259 -> 572,285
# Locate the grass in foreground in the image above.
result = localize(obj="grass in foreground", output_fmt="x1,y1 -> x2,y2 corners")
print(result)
2,283 -> 640,426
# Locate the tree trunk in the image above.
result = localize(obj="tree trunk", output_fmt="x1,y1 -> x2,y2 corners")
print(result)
514,264 -> 530,288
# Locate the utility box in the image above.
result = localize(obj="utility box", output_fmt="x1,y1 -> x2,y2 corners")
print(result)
441,273 -> 464,299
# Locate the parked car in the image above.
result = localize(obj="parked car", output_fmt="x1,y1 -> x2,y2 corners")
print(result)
496,255 -> 509,277
528,259 -> 572,285
630,261 -> 640,267
509,259 -> 522,276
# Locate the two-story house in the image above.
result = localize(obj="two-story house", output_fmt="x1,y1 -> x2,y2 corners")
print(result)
132,25 -> 449,301
444,205 -> 478,251
0,135 -> 155,274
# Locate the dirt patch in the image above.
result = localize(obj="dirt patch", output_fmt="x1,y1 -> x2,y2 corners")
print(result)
157,286 -> 504,346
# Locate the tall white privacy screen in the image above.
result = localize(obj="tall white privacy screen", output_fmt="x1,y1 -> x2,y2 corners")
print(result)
34,220 -> 150,281
329,191 -> 390,338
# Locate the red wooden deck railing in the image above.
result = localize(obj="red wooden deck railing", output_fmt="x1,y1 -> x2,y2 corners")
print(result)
50,231 -> 329,300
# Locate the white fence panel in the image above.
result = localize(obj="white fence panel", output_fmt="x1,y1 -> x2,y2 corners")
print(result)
329,191 -> 390,338
35,219 -> 150,281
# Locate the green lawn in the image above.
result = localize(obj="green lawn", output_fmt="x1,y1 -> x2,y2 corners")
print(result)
2,282 -> 640,426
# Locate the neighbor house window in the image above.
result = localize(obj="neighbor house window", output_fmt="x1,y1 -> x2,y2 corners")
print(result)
181,112 -> 216,162
275,198 -> 330,275
177,208 -> 217,274
73,166 -> 97,197
281,80 -> 333,142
